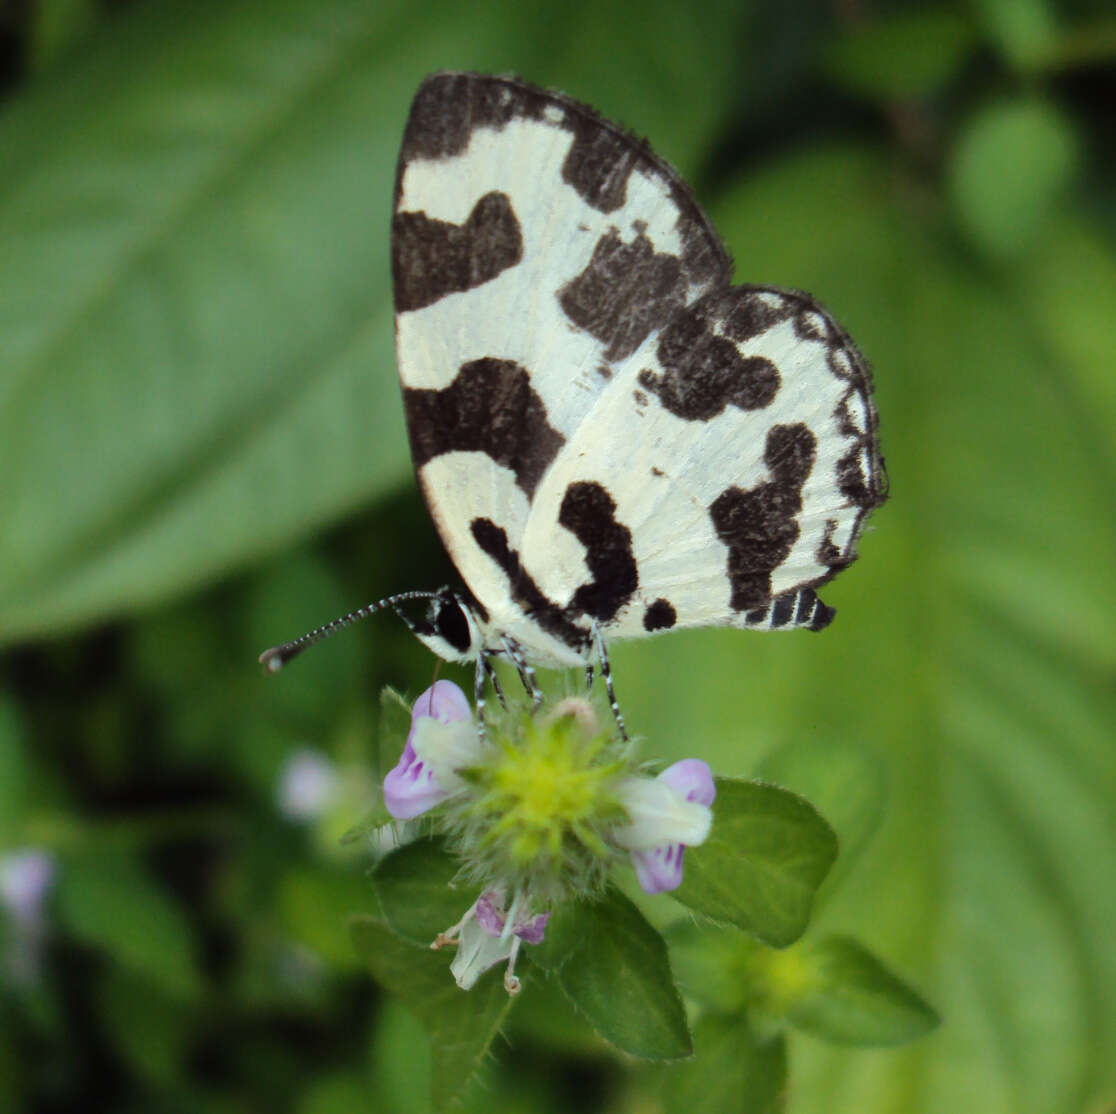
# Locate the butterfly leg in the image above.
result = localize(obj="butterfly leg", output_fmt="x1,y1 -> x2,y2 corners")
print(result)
592,622 -> 627,741
584,664 -> 595,693
473,654 -> 489,740
483,653 -> 507,709
501,636 -> 542,710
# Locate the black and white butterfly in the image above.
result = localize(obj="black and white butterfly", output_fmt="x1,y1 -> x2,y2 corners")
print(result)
261,72 -> 887,730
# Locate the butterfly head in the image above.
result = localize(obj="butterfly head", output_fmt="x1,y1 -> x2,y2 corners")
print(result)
405,588 -> 484,664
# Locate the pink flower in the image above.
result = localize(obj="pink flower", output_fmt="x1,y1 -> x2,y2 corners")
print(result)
383,681 -> 477,820
612,759 -> 715,894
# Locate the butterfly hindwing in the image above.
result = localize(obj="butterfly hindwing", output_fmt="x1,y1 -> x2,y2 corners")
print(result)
393,72 -> 886,666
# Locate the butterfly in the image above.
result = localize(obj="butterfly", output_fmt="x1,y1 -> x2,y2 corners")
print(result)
261,72 -> 887,731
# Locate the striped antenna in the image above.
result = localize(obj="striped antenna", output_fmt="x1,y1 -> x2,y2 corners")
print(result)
258,590 -> 439,672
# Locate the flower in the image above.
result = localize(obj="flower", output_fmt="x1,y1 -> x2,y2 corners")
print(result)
276,748 -> 339,821
435,889 -> 550,994
0,849 -> 56,984
383,681 -> 480,819
612,759 -> 715,894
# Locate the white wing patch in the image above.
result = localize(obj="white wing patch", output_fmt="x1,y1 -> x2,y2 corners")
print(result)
392,73 -> 886,667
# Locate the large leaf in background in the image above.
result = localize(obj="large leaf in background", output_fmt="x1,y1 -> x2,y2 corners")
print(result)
616,146 -> 1116,1114
0,0 -> 744,644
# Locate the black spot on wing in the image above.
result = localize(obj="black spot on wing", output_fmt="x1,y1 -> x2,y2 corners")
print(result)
562,113 -> 644,212
558,228 -> 686,361
403,358 -> 564,500
393,192 -> 523,312
398,73 -> 547,164
643,598 -> 676,631
397,74 -> 732,295
470,519 -> 590,651
467,483 -> 639,650
709,423 -> 817,612
559,482 -> 638,623
640,292 -> 780,421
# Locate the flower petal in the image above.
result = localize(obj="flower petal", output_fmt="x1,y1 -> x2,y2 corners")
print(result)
382,738 -> 451,819
450,914 -> 514,990
631,843 -> 687,895
514,912 -> 550,945
613,776 -> 712,851
659,758 -> 716,807
412,680 -> 472,726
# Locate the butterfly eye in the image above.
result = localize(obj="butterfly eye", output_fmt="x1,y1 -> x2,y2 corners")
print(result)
433,594 -> 474,656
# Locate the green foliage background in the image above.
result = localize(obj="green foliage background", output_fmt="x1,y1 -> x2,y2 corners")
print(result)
1,0 -> 1113,1111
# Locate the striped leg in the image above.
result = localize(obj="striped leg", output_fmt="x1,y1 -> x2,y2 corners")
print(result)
502,636 -> 542,709
483,653 -> 507,708
592,623 -> 627,741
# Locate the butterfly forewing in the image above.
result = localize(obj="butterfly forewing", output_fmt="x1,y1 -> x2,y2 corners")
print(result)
392,72 -> 885,665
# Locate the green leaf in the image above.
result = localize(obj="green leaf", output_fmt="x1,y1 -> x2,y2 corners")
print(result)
662,1014 -> 786,1114
948,97 -> 1079,259
0,0 -> 745,645
755,738 -> 886,907
776,936 -> 939,1047
350,916 -> 512,1111
532,887 -> 691,1061
824,8 -> 977,100
671,779 -> 837,947
55,853 -> 201,1000
372,836 -> 467,944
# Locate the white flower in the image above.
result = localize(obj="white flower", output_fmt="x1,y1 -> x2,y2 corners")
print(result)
612,759 -> 715,894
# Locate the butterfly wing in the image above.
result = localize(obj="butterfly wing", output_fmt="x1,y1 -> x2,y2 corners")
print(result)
392,72 -> 731,654
518,285 -> 886,645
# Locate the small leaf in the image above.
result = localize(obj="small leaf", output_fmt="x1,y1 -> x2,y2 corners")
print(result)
672,779 -> 837,946
777,935 -> 940,1047
372,836 -> 466,944
350,916 -> 512,1111
949,97 -> 1079,259
56,853 -> 201,1000
662,1014 -> 786,1114
532,887 -> 691,1061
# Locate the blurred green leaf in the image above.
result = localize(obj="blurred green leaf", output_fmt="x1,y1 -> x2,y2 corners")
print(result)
771,935 -> 939,1047
666,919 -> 756,1015
672,779 -> 837,947
824,8 -> 977,100
0,0 -> 745,645
56,853 -> 201,999
296,1073 -> 370,1114
277,867 -> 376,970
973,0 -> 1058,71
29,0 -> 97,71
0,694 -> 32,842
372,836 -> 466,945
662,1014 -> 786,1114
949,97 -> 1079,259
99,966 -> 192,1087
351,915 -> 512,1110
533,887 -> 691,1061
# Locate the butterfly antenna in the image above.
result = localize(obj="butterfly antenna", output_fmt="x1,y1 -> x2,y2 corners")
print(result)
258,591 -> 438,672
